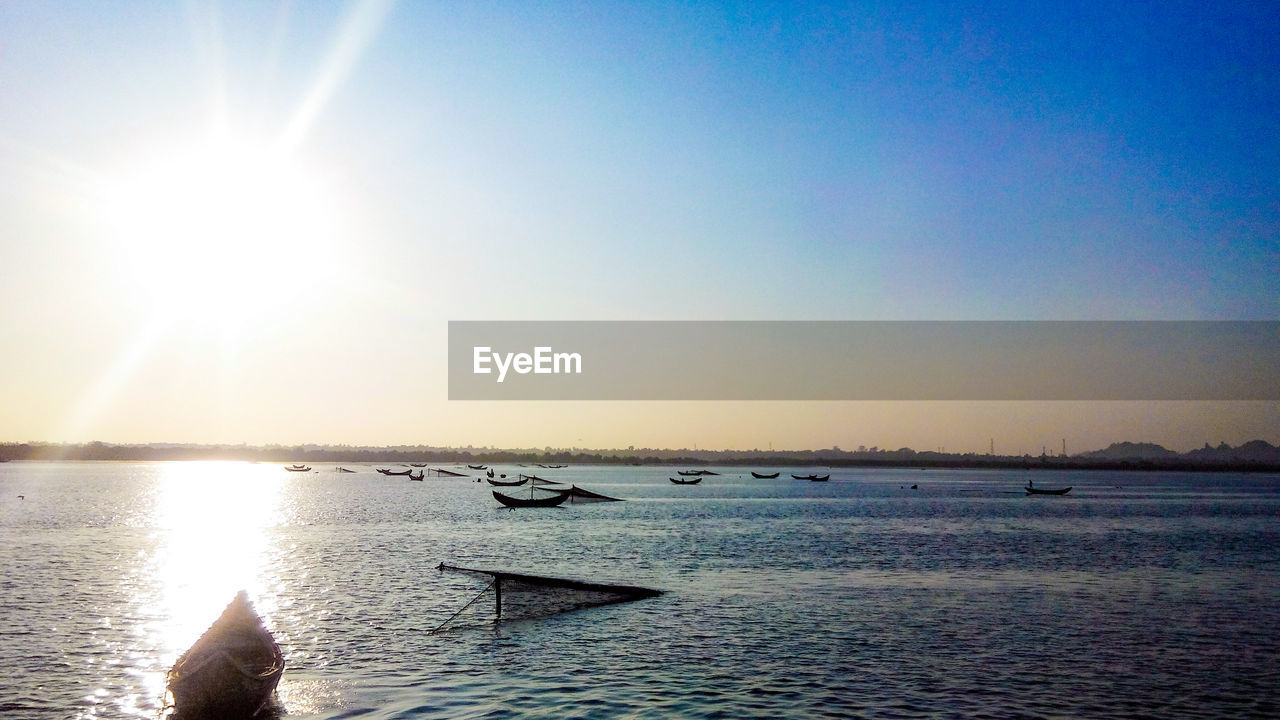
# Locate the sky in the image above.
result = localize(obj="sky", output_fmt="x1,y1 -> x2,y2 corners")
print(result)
0,1 -> 1276,454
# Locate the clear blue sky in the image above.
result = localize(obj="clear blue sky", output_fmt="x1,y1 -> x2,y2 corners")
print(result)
1,1 -> 1275,452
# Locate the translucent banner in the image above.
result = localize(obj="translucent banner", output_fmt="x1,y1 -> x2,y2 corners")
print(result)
448,321 -> 1279,400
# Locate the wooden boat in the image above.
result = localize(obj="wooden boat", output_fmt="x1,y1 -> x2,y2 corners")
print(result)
167,591 -> 283,719
669,476 -> 702,485
791,473 -> 830,481
492,488 -> 570,508
487,476 -> 529,487
408,470 -> 425,481
1026,485 -> 1071,495
677,470 -> 703,476
468,464 -> 488,470
377,468 -> 412,476
751,471 -> 780,479
284,464 -> 310,472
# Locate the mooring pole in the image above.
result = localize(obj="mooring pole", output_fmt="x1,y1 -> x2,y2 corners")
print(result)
494,576 -> 502,621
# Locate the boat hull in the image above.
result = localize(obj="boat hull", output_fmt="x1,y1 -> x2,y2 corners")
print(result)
1026,486 -> 1072,495
492,489 -> 570,507
669,477 -> 702,485
168,592 -> 283,719
751,471 -> 780,479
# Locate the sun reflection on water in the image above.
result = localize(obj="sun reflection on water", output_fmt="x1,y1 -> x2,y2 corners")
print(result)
148,462 -> 284,679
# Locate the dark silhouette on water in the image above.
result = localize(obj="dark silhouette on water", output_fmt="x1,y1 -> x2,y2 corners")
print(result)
167,591 -> 283,719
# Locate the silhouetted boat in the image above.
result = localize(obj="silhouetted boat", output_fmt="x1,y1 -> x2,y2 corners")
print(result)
493,488 -> 570,508
1026,485 -> 1071,495
677,470 -> 702,476
487,476 -> 529,487
284,464 -> 310,472
670,476 -> 702,485
468,464 -> 488,470
378,468 -> 412,476
751,471 -> 780,479
791,473 -> 830,481
408,470 -> 425,481
167,591 -> 283,719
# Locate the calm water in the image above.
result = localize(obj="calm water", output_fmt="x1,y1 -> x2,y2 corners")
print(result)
1,462 -> 1278,719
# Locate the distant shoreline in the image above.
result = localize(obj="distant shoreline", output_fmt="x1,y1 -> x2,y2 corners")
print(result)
3,442 -> 1278,473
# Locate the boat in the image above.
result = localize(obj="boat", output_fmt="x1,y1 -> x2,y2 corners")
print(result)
487,476 -> 529,487
284,464 -> 310,472
1026,484 -> 1071,495
492,488 -> 570,508
334,467 -> 355,473
167,591 -> 283,719
468,464 -> 488,470
669,476 -> 702,485
429,467 -> 468,477
408,470 -> 425,481
377,468 -> 412,476
409,463 -> 427,467
677,470 -> 703,476
751,471 -> 780,479
791,473 -> 830,481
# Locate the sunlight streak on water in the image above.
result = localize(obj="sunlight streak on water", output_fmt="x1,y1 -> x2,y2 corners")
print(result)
141,462 -> 285,713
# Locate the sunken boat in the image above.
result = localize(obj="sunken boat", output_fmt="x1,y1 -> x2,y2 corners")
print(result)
167,591 -> 284,719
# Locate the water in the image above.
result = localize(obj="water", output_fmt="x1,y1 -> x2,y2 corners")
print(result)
1,462 -> 1278,719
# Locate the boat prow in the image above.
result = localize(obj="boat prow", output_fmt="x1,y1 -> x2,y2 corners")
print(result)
168,591 -> 284,719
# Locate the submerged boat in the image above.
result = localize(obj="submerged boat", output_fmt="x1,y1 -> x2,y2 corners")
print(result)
432,563 -> 662,631
167,591 -> 283,719
751,471 -> 780,479
669,476 -> 702,485
791,473 -> 830,481
492,488 -> 570,508
565,485 -> 623,502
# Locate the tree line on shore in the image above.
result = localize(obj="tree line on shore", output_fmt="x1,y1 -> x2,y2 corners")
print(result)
2,440 -> 1278,472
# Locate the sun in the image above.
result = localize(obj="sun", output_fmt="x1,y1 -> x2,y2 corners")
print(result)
98,136 -> 343,333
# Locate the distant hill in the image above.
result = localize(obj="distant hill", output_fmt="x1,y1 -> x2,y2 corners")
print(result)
1182,440 -> 1280,463
1079,442 -> 1180,460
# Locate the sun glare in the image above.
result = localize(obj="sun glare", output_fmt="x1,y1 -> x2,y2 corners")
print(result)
99,138 -> 342,332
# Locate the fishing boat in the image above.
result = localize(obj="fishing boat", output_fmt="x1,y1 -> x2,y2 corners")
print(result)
751,471 -> 780,479
676,470 -> 703,476
468,464 -> 488,470
284,464 -> 310,472
791,473 -> 830,481
167,591 -> 283,719
1026,484 -> 1071,495
487,476 -> 529,487
377,468 -> 412,476
492,488 -> 570,508
669,476 -> 702,485
408,470 -> 425,481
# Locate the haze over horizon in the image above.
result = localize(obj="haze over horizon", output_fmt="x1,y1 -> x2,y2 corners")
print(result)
2,2 -> 1276,456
